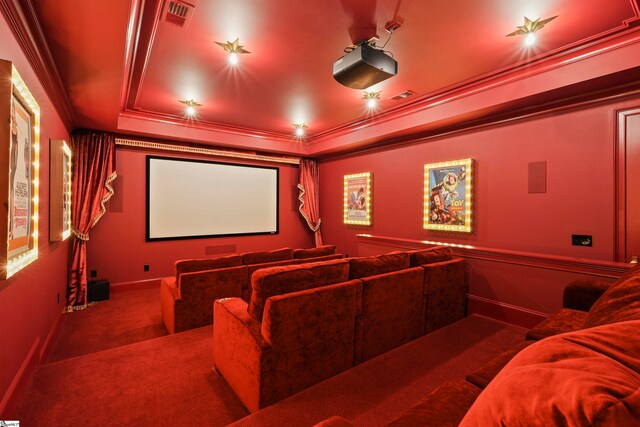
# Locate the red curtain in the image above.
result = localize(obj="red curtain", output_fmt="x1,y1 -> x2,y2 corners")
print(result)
297,158 -> 323,247
66,130 -> 117,311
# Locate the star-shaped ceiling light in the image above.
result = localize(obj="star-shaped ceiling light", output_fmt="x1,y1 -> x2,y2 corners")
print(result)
362,91 -> 381,109
215,38 -> 251,65
179,99 -> 202,116
506,15 -> 558,46
293,123 -> 308,138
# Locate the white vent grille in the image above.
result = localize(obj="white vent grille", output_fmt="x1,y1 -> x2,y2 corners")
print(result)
389,90 -> 416,100
164,0 -> 194,28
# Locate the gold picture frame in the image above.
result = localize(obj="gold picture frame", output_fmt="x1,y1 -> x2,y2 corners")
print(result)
1,60 -> 40,279
49,139 -> 72,241
424,158 -> 473,233
344,172 -> 372,225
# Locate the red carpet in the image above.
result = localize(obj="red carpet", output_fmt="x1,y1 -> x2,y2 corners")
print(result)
45,287 -> 167,363
231,315 -> 526,426
16,326 -> 246,426
14,286 -> 526,426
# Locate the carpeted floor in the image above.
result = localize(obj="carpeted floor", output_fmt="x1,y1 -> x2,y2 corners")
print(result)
231,315 -> 526,427
45,287 -> 167,363
14,287 -> 527,426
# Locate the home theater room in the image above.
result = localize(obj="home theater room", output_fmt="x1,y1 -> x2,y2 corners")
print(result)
2,0 -> 640,425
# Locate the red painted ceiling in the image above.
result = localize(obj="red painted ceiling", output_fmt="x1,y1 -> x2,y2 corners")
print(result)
29,0 -> 640,154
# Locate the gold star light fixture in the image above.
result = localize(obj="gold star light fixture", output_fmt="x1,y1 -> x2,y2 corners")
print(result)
293,123 -> 308,138
363,91 -> 381,109
507,15 -> 558,47
215,38 -> 251,65
179,99 -> 202,117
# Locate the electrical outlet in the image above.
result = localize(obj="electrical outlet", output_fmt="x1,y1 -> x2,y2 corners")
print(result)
144,264 -> 150,272
90,270 -> 97,278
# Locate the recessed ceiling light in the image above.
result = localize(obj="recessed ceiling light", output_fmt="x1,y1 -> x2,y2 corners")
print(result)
179,99 -> 202,117
215,38 -> 250,65
506,16 -> 558,47
363,91 -> 381,109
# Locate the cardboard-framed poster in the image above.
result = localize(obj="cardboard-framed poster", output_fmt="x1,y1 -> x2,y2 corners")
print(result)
0,60 -> 40,279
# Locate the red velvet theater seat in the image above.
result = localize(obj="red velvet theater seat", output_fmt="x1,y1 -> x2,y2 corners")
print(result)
161,251 -> 343,334
461,320 -> 640,426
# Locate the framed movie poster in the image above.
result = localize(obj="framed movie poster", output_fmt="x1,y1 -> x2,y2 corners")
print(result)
50,139 -> 72,241
344,172 -> 372,225
1,60 -> 40,279
424,158 -> 473,233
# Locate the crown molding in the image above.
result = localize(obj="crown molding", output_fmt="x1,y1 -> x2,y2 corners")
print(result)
0,0 -> 76,130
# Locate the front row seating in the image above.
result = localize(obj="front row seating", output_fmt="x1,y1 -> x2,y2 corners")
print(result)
160,245 -> 340,334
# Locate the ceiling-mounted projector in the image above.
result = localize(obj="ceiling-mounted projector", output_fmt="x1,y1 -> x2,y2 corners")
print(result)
332,43 -> 397,89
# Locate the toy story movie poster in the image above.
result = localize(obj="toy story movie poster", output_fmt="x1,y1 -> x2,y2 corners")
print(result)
8,94 -> 32,258
424,159 -> 473,233
344,172 -> 371,225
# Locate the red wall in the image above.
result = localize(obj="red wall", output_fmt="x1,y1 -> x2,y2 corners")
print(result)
0,14 -> 70,413
319,96 -> 640,324
319,96 -> 640,261
86,147 -> 314,286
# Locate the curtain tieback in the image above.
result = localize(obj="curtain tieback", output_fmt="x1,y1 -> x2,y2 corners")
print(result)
71,227 -> 90,241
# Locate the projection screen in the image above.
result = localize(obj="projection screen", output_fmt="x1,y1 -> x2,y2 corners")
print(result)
146,156 -> 279,241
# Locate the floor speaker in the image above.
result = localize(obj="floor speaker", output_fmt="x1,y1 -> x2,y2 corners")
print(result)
88,280 -> 110,302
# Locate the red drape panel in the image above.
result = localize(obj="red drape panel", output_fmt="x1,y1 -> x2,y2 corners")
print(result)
297,158 -> 323,247
66,130 -> 117,311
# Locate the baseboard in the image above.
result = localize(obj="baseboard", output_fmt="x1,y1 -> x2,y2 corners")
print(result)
39,310 -> 62,361
110,278 -> 162,293
0,337 -> 40,418
467,295 -> 548,329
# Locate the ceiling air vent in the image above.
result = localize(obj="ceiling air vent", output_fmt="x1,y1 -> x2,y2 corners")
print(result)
389,90 -> 416,100
164,0 -> 194,28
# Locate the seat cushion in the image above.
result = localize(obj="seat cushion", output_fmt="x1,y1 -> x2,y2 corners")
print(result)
174,254 -> 242,279
409,246 -> 453,267
585,274 -> 640,327
387,379 -> 481,427
242,248 -> 293,265
466,341 -> 535,389
248,259 -> 350,321
293,245 -> 337,259
348,252 -> 410,280
525,308 -> 587,340
461,320 -> 640,427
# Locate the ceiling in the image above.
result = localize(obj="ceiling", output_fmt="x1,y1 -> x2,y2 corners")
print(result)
27,0 -> 640,155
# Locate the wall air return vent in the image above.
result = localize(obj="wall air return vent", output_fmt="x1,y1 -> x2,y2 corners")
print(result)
164,0 -> 194,28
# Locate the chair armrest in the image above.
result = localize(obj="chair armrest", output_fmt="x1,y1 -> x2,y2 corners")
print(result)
161,276 -> 180,300
213,298 -> 271,413
562,279 -> 611,311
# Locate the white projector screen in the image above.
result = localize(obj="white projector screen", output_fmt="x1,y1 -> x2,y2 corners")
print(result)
146,156 -> 279,240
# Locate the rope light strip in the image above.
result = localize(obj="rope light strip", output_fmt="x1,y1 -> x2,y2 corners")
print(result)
114,138 -> 300,165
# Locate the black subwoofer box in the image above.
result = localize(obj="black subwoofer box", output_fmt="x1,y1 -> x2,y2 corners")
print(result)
87,279 -> 110,302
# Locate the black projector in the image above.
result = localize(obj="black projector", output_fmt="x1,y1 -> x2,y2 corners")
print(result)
333,43 -> 398,89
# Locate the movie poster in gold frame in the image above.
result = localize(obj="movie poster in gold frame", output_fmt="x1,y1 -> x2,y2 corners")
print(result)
423,158 -> 473,233
344,172 -> 372,225
0,60 -> 40,279
49,139 -> 72,241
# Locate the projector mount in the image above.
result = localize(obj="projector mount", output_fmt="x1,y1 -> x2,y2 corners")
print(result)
342,18 -> 402,55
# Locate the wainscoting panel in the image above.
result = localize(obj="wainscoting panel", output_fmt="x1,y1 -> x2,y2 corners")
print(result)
356,234 -> 631,328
